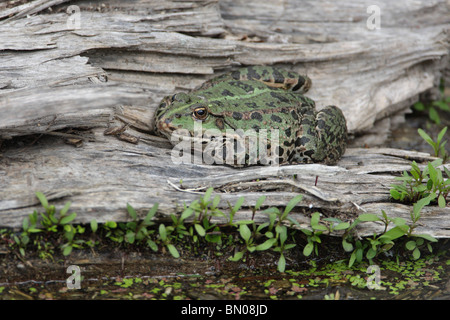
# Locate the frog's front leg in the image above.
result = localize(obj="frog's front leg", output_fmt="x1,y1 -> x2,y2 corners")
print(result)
311,105 -> 348,165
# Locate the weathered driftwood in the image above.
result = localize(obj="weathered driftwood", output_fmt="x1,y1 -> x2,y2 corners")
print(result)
0,0 -> 449,238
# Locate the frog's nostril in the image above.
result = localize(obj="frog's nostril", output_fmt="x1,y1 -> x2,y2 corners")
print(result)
175,113 -> 182,118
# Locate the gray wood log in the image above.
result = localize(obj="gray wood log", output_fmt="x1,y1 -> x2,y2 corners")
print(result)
0,0 -> 449,238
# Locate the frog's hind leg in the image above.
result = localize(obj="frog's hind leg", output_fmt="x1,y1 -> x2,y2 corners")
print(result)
199,66 -> 312,93
312,106 -> 348,165
239,66 -> 312,94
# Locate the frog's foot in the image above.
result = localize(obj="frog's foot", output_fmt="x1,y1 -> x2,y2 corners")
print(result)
312,105 -> 348,165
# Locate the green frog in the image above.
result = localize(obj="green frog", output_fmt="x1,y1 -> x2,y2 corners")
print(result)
154,66 -> 347,166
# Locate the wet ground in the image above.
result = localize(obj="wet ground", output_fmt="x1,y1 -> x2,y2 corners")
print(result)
0,238 -> 449,301
1,100 -> 449,301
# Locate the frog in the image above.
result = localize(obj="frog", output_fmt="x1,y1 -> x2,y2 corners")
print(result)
154,66 -> 347,167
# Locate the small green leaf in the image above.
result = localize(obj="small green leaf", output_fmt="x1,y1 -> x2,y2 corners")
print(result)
105,221 -> 117,229
432,101 -> 450,112
303,243 -> 314,256
412,247 -> 421,260
203,187 -> 214,203
233,196 -> 245,213
22,217 -> 29,231
63,245 -> 73,256
60,212 -> 77,225
348,252 -> 356,267
147,239 -> 158,252
310,212 -> 327,231
194,223 -> 206,237
276,225 -> 288,244
429,107 -> 440,124
239,224 -> 251,243
159,224 -> 167,241
236,220 -> 255,225
90,219 -> 98,233
212,195 -> 221,208
379,226 -> 407,241
366,248 -> 376,260
181,208 -> 194,221
342,239 -> 354,252
414,233 -> 438,242
255,195 -> 266,210
333,222 -> 350,230
390,189 -> 401,200
358,213 -> 381,222
167,244 -> 180,258
144,203 -> 159,224
418,128 -> 434,146
60,201 -> 72,216
300,228 -> 312,236
310,212 -> 320,226
428,162 -> 438,184
282,195 -> 303,218
437,126 -> 448,142
405,240 -> 416,250
126,231 -> 136,244
284,244 -> 296,250
413,101 -> 425,111
256,238 -> 277,251
413,194 -> 436,218
438,194 -> 446,208
277,254 -> 286,272
229,251 -> 244,262
126,203 -> 137,220
35,191 -> 49,210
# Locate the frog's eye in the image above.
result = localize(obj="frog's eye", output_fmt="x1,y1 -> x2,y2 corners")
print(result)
193,107 -> 208,120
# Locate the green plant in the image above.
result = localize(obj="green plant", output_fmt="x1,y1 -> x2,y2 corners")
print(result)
413,79 -> 450,125
390,158 -> 449,206
344,202 -> 438,266
124,203 -> 158,249
300,212 -> 326,257
102,220 -> 123,243
418,127 -> 448,161
61,224 -> 86,256
229,195 -> 302,272
158,223 -> 179,258
181,188 -> 224,243
34,192 -> 77,233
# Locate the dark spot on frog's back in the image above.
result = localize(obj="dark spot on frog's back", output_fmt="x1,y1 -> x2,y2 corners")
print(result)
230,81 -> 254,93
231,71 -> 241,80
247,66 -> 261,80
271,114 -> 282,123
251,112 -> 263,122
270,92 -> 290,103
245,102 -> 258,108
295,136 -> 310,147
232,112 -> 243,120
222,89 -> 235,97
284,127 -> 291,137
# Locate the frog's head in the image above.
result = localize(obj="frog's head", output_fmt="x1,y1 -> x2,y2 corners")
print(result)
155,92 -> 227,142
